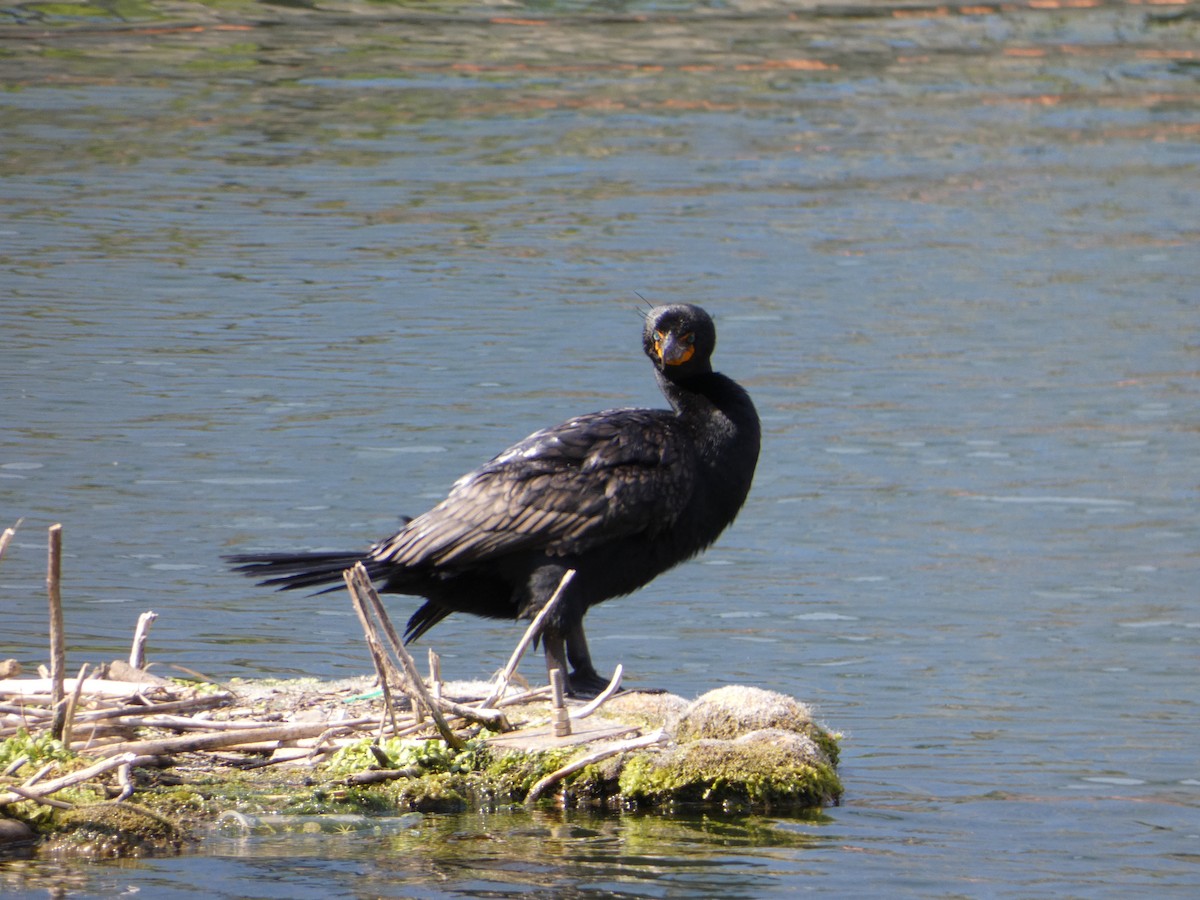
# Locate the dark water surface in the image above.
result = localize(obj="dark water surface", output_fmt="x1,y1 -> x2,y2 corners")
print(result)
2,0 -> 1198,895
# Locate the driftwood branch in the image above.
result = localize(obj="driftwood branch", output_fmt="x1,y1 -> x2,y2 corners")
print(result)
60,662 -> 90,749
524,730 -> 667,806
571,665 -> 623,720
480,569 -> 575,710
344,568 -> 403,738
0,678 -> 176,700
344,766 -> 422,785
345,564 -> 463,749
0,752 -> 138,808
72,693 -> 233,723
129,611 -> 158,670
3,783 -> 75,810
92,718 -> 375,759
0,518 -> 21,565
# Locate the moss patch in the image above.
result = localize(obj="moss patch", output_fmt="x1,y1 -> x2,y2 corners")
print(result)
40,802 -> 189,858
619,729 -> 842,811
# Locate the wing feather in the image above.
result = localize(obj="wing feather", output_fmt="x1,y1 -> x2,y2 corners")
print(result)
369,409 -> 693,568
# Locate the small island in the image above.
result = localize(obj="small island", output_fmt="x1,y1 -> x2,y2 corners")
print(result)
1,525 -> 840,858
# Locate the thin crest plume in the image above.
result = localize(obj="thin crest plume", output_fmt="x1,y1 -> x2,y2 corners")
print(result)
633,291 -> 655,320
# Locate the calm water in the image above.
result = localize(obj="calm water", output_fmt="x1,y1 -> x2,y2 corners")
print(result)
2,0 -> 1198,895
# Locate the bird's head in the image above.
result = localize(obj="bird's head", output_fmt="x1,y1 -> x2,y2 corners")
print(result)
642,303 -> 717,377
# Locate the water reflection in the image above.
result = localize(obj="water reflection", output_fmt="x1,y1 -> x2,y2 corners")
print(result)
2,811 -> 828,897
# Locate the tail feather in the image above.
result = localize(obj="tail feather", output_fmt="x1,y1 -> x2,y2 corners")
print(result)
225,550 -> 384,593
405,601 -> 453,644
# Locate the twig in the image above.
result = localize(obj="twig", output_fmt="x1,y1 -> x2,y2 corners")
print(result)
0,703 -> 51,718
345,766 -> 422,785
495,685 -> 554,708
46,524 -> 66,740
344,567 -> 403,738
129,611 -> 158,670
428,649 -> 441,701
101,714 -> 284,732
346,564 -> 464,750
0,752 -> 137,807
0,517 -> 21,565
91,718 -> 375,759
73,693 -> 233,723
524,730 -> 667,806
0,678 -> 175,699
432,697 -> 509,732
480,569 -> 575,709
116,760 -> 135,801
2,784 -> 74,810
60,662 -> 90,749
570,665 -> 623,720
24,762 -> 56,786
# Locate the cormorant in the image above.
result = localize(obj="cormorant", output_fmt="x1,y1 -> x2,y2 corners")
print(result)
226,303 -> 760,697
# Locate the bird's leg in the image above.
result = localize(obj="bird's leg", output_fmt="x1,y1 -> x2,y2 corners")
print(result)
540,623 -> 608,699
541,627 -> 571,691
562,621 -> 611,699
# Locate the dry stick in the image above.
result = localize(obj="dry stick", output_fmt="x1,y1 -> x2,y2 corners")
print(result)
24,762 -> 55,786
0,703 -> 51,718
46,524 -> 66,741
348,564 -> 464,750
431,696 -> 508,731
345,767 -> 422,786
0,752 -> 138,807
116,760 -> 135,802
428,648 -> 441,702
495,685 -> 553,708
74,693 -> 233,723
344,567 -> 404,739
109,715 -> 287,732
91,718 -> 376,759
570,665 -> 623,721
128,611 -> 158,670
524,730 -> 667,807
0,518 -> 22,565
2,756 -> 30,778
480,569 -> 575,710
0,678 -> 173,700
3,783 -> 74,810
60,662 -> 90,750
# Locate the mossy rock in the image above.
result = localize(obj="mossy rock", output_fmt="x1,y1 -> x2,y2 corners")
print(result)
618,728 -> 842,811
597,691 -> 691,729
40,802 -> 189,858
671,686 -> 814,743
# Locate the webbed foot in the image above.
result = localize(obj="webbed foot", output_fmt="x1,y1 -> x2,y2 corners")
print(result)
565,667 -> 615,700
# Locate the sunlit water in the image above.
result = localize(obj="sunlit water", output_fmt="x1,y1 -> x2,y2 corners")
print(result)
2,0 -> 1198,896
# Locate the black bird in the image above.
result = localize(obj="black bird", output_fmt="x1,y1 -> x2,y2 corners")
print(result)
226,303 -> 760,697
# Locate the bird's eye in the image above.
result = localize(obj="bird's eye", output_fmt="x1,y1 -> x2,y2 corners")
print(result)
654,330 -> 665,342
683,332 -> 695,344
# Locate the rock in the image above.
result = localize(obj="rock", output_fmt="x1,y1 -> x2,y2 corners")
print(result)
0,659 -> 22,679
105,660 -> 172,687
670,685 -> 814,743
0,817 -> 36,848
618,726 -> 842,810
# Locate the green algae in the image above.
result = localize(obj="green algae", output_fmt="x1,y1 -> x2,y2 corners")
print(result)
618,732 -> 842,811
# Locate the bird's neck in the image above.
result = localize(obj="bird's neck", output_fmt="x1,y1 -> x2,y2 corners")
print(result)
658,369 -> 760,443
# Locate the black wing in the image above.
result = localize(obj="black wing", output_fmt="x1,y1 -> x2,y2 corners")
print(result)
368,408 -> 694,568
